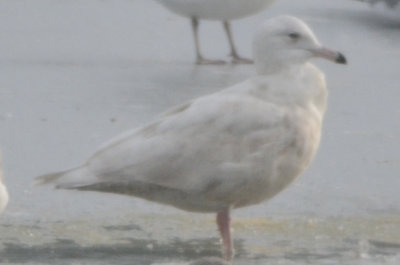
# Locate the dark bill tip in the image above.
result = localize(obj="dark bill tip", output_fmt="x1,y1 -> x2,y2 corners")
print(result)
335,53 -> 347,64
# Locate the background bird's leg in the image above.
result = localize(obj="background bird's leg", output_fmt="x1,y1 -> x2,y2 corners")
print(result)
223,21 -> 253,64
191,17 -> 225,65
217,208 -> 234,261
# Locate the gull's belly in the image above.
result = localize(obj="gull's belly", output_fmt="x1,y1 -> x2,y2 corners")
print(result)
147,131 -> 321,213
156,0 -> 274,20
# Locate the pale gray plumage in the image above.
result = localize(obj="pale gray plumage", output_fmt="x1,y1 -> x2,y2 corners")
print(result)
38,16 -> 346,261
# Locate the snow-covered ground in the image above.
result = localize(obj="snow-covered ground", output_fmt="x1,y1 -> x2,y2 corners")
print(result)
0,0 -> 399,264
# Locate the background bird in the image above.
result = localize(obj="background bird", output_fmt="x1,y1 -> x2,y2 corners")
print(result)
357,0 -> 400,8
154,0 -> 276,64
0,153 -> 9,214
38,16 -> 346,261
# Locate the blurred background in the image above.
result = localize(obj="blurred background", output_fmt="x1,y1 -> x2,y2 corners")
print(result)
0,0 -> 399,264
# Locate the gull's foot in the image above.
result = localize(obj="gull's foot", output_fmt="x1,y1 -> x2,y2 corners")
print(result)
231,56 -> 253,64
196,57 -> 227,65
222,247 -> 234,262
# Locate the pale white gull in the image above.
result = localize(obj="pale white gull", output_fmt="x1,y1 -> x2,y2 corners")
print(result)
154,0 -> 276,64
0,153 -> 9,214
37,16 -> 347,261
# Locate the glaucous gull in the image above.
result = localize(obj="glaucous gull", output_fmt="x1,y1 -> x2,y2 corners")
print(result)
38,16 -> 346,261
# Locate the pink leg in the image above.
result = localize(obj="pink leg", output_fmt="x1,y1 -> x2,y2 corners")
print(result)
216,208 -> 233,261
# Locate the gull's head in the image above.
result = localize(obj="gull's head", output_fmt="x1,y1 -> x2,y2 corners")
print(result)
253,16 -> 346,74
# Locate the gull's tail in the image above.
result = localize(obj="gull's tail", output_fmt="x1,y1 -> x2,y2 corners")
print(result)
36,166 -> 97,190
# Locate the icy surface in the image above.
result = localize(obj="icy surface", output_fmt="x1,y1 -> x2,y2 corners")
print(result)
0,0 -> 399,264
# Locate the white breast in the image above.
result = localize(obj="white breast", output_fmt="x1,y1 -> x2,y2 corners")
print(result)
155,0 -> 275,20
220,65 -> 326,208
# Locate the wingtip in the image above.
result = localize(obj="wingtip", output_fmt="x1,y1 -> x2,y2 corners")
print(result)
36,172 -> 64,185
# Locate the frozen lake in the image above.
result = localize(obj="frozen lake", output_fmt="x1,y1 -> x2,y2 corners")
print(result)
0,0 -> 400,264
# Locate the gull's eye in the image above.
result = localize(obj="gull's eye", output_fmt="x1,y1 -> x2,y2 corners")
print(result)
288,32 -> 300,40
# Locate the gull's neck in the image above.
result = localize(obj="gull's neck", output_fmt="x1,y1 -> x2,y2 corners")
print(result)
255,61 -> 304,76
